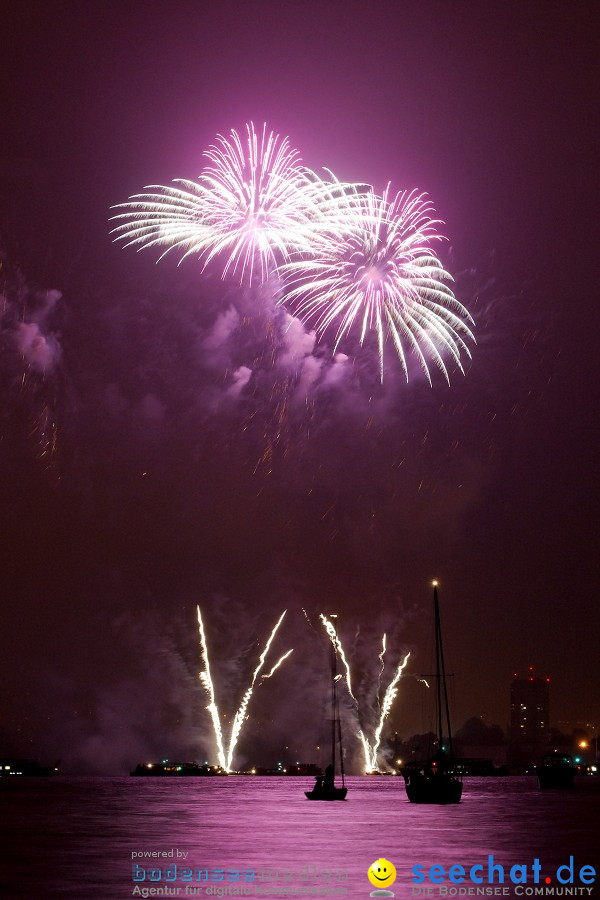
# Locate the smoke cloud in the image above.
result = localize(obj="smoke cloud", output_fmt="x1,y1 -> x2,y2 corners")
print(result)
0,247 -> 552,771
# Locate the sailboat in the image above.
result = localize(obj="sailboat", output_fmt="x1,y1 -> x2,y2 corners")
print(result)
403,581 -> 463,804
537,754 -> 575,789
305,620 -> 347,801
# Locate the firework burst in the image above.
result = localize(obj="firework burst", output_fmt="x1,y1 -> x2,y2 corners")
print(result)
112,126 -> 476,381
111,123 -> 319,284
281,185 -> 475,383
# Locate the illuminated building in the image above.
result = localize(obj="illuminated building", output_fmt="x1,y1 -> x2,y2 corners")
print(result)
510,666 -> 550,744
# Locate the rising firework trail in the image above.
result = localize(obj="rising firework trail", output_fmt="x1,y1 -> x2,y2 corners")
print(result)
196,606 -> 292,771
301,608 -> 318,632
261,649 -> 294,679
196,606 -> 227,771
320,615 -> 410,772
366,650 -> 411,772
226,609 -> 288,771
377,634 -> 387,709
319,614 -> 358,704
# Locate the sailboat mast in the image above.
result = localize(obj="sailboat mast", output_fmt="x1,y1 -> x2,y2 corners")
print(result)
335,651 -> 345,787
434,583 -> 444,747
434,581 -> 455,760
331,637 -> 336,775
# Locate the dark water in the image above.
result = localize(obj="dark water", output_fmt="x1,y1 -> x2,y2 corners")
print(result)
1,777 -> 598,899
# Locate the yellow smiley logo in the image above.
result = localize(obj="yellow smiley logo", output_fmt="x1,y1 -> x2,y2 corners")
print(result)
367,858 -> 397,888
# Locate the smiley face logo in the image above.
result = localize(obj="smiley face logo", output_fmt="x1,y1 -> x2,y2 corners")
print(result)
367,858 -> 396,889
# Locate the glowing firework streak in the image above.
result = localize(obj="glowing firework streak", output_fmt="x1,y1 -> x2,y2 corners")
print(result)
226,610 -> 288,771
196,607 -> 292,772
301,607 -> 317,631
366,651 -> 411,772
320,615 -> 411,772
319,614 -> 358,704
282,185 -> 475,383
377,634 -> 387,704
319,614 -> 376,771
111,123 -> 320,285
358,730 -> 373,774
261,649 -> 294,678
196,606 -> 227,771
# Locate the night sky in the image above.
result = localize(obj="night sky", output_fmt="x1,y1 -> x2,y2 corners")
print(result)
1,0 -> 598,773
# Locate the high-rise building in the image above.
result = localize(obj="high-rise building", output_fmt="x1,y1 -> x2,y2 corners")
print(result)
510,667 -> 550,744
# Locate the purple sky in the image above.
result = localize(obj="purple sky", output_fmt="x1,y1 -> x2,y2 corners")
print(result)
1,0 -> 598,772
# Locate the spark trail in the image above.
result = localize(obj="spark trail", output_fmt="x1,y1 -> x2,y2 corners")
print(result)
196,606 -> 292,771
196,606 -> 228,770
319,614 -> 358,703
320,615 -> 410,772
366,650 -> 411,772
261,649 -> 294,679
226,610 -> 288,771
377,634 -> 387,707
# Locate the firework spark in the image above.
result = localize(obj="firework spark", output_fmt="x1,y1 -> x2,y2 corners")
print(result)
111,123 -> 320,284
366,650 -> 411,772
196,606 -> 292,772
196,606 -> 228,771
301,607 -> 317,631
226,609 -> 288,770
319,614 -> 358,704
377,634 -> 387,706
282,185 -> 475,383
320,615 -> 410,772
261,649 -> 294,679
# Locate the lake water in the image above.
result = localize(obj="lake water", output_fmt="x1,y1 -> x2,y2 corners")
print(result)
1,776 -> 598,898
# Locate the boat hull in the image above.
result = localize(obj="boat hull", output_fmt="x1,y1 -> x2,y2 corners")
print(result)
305,787 -> 347,801
538,771 -> 574,789
537,754 -> 575,789
538,767 -> 575,789
404,773 -> 462,804
0,758 -> 55,777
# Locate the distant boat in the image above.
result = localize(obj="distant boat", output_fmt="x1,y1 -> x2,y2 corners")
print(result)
130,761 -> 227,776
537,754 -> 575,789
305,621 -> 347,801
0,758 -> 57,777
403,582 -> 463,804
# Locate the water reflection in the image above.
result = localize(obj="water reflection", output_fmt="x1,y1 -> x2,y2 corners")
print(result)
1,776 -> 598,897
